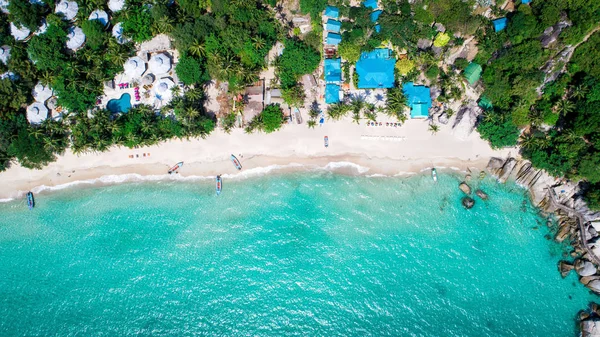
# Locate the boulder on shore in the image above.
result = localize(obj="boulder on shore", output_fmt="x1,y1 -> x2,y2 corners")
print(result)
459,182 -> 471,195
559,260 -> 574,278
576,259 -> 598,277
581,318 -> 600,337
475,189 -> 489,200
587,280 -> 600,294
462,197 -> 475,209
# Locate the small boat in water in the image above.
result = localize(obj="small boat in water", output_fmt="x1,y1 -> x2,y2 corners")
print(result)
216,175 -> 222,195
231,155 -> 242,170
324,136 -> 329,148
26,191 -> 34,210
168,162 -> 183,174
432,168 -> 438,182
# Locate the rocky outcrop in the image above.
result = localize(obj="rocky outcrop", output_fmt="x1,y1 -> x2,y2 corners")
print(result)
559,260 -> 574,277
576,259 -> 598,277
581,318 -> 600,337
462,197 -> 475,209
459,182 -> 471,195
475,189 -> 488,200
452,102 -> 481,140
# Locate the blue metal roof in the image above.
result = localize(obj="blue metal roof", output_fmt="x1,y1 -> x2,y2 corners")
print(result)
355,49 -> 395,89
325,6 -> 339,18
326,19 -> 341,33
363,0 -> 378,9
402,82 -> 431,119
325,84 -> 340,104
521,0 -> 531,3
370,10 -> 382,22
374,24 -> 381,33
326,32 -> 342,45
493,18 -> 507,32
324,58 -> 342,83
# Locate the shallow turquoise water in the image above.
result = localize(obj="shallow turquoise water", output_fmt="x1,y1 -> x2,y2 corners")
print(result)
107,93 -> 132,113
0,172 -> 596,336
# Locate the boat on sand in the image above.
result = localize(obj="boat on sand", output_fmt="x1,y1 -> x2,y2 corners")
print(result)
26,191 -> 34,210
216,175 -> 222,195
231,155 -> 242,170
168,162 -> 183,174
432,168 -> 437,182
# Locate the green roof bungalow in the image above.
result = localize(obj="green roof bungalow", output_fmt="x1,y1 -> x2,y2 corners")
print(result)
403,82 -> 432,119
464,62 -> 482,86
355,49 -> 395,89
478,96 -> 493,111
326,19 -> 342,33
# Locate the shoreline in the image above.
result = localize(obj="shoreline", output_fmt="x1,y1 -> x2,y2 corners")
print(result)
0,118 -> 514,201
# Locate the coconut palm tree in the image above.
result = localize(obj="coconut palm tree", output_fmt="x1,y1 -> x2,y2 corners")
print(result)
189,40 -> 206,58
307,120 -> 316,129
555,99 -> 575,115
327,103 -> 350,120
570,84 -> 589,100
428,123 -> 440,134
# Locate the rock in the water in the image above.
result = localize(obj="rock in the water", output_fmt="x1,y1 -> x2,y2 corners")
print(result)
475,189 -> 489,200
587,280 -> 600,294
462,197 -> 475,209
559,260 -> 574,278
576,259 -> 598,277
581,318 -> 600,337
459,182 -> 471,195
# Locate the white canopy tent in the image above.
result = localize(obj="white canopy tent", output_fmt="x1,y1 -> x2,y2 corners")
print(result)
32,82 -> 53,102
10,22 -> 31,41
124,56 -> 146,78
66,26 -> 86,50
112,22 -> 130,44
148,53 -> 171,75
0,46 -> 10,65
27,102 -> 49,125
55,0 -> 79,21
108,0 -> 125,12
88,9 -> 109,27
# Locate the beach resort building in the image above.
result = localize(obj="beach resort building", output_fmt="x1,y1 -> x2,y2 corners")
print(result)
112,23 -> 130,44
89,9 -> 109,27
355,49 -> 395,89
55,0 -> 78,21
403,82 -> 432,119
363,0 -> 378,10
493,18 -> 507,32
10,22 -> 30,41
324,58 -> 342,104
324,6 -> 339,19
66,26 -> 86,51
326,19 -> 341,33
464,62 -> 482,86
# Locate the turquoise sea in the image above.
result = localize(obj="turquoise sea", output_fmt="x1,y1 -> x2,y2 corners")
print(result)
0,171 -> 597,336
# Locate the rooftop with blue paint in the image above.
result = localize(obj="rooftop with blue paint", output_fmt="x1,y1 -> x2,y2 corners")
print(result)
370,10 -> 382,22
326,32 -> 342,45
325,84 -> 340,104
355,49 -> 395,89
326,19 -> 342,33
325,6 -> 339,18
402,82 -> 431,119
324,58 -> 342,83
363,0 -> 378,10
521,0 -> 531,3
375,24 -> 381,33
493,18 -> 507,32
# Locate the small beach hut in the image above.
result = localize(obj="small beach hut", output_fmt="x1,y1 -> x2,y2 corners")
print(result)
88,9 -> 109,27
124,56 -> 146,78
66,26 -> 86,50
112,22 -> 130,44
142,73 -> 155,85
478,97 -> 493,111
0,71 -> 17,80
326,19 -> 341,33
370,10 -> 382,22
35,19 -> 48,35
355,49 -> 395,89
325,84 -> 340,104
149,53 -> 171,75
324,6 -> 339,19
522,0 -> 531,3
324,58 -> 342,83
363,0 -> 378,9
55,0 -> 79,21
108,0 -> 125,12
27,102 -> 49,124
326,32 -> 342,45
464,62 -> 482,86
0,45 -> 10,65
493,18 -> 507,32
375,24 -> 381,33
0,0 -> 8,14
32,82 -> 53,102
10,23 -> 30,41
402,82 -> 432,119
154,78 -> 175,100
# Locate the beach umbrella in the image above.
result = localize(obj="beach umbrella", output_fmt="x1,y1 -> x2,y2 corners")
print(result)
108,0 -> 125,12
88,9 -> 109,27
112,22 -> 130,45
124,56 -> 146,78
27,102 -> 49,124
32,82 -> 53,102
142,73 -> 155,85
10,22 -> 30,41
46,97 -> 58,109
148,53 -> 171,75
0,45 -> 10,65
66,26 -> 86,50
155,78 -> 175,93
55,0 -> 78,21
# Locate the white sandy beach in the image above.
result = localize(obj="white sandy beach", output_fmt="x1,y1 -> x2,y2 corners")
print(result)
0,117 -> 515,200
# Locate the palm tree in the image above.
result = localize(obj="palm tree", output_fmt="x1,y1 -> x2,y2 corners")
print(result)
307,120 -> 316,129
153,16 -> 174,35
252,37 -> 265,50
570,84 -> 589,100
555,99 -> 575,115
327,103 -> 350,120
428,123 -> 440,134
189,40 -> 206,58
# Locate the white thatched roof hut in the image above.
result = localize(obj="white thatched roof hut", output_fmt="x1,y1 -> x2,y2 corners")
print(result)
108,0 -> 125,12
27,102 -> 49,124
10,22 -> 31,41
0,46 -> 10,65
66,26 -> 86,50
88,9 -> 109,27
124,56 -> 146,78
142,73 -> 155,85
112,22 -> 130,44
55,0 -> 78,21
148,53 -> 171,75
32,82 -> 53,102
